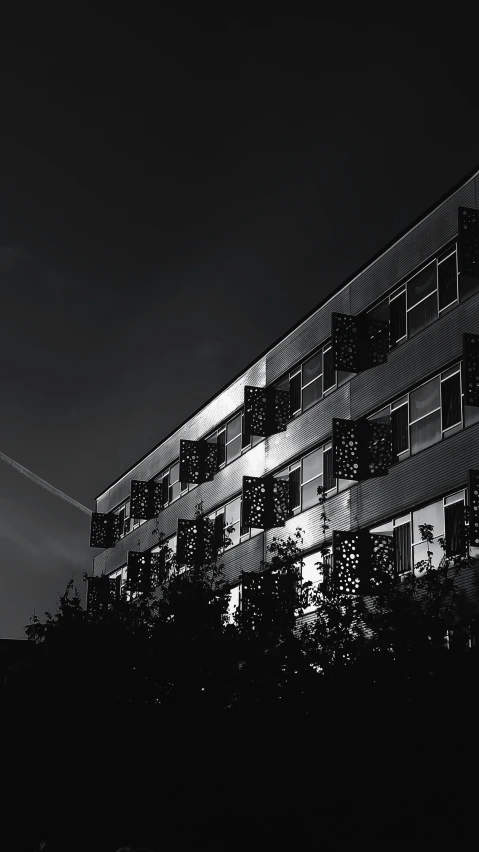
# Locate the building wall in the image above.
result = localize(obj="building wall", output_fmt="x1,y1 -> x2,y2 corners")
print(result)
93,171 -> 479,589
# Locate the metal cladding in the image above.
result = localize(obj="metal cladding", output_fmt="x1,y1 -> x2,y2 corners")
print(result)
93,176 -> 479,609
86,575 -> 116,615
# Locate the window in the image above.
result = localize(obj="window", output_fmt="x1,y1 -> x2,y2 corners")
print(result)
154,463 -> 195,509
108,564 -> 127,595
276,344 -> 354,418
206,411 -> 262,470
368,363 -> 463,463
301,550 -> 330,614
207,496 -> 262,552
112,499 -> 146,539
151,534 -> 177,579
274,442 -> 342,515
228,585 -> 240,624
371,491 -> 466,575
370,245 -> 461,350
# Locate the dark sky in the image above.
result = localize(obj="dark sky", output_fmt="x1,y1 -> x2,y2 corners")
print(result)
1,10 -> 479,637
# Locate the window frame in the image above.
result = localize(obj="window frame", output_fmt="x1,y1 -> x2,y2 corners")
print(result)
112,498 -> 146,540
369,243 -> 459,350
370,489 -> 466,575
369,361 -> 464,464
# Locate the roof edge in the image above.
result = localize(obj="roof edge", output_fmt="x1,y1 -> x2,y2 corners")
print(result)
95,162 -> 479,501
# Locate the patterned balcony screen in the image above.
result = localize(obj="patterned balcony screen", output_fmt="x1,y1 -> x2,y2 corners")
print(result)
127,551 -> 152,595
332,418 -> 392,481
458,207 -> 479,278
463,333 -> 479,407
179,439 -> 219,484
242,476 -> 291,529
468,469 -> 479,548
86,575 -> 116,615
89,512 -> 120,549
332,312 -> 389,373
243,386 -> 291,438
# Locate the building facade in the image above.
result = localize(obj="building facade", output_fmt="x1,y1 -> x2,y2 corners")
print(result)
90,168 -> 479,618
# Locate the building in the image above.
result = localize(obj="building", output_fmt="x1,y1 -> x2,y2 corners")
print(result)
90,167 -> 479,621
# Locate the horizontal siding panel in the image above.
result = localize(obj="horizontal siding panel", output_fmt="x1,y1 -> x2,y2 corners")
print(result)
351,291 -> 479,419
97,358 -> 266,513
353,422 -> 479,530
221,533 -> 265,587
265,288 -> 350,384
350,178 -> 477,314
265,382 -> 350,472
264,488 -> 352,554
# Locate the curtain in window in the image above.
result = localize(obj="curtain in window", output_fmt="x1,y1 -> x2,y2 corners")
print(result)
441,373 -> 461,430
393,523 -> 411,574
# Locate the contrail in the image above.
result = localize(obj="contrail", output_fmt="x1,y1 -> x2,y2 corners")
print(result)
0,450 -> 91,516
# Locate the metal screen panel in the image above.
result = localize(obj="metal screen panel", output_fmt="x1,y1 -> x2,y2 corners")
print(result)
458,206 -> 479,278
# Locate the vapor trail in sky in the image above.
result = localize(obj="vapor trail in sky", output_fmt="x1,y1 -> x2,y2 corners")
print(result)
0,450 -> 91,516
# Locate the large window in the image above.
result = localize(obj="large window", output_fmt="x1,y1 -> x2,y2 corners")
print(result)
274,441 -> 351,514
206,411 -> 262,468
154,462 -> 196,509
369,363 -> 465,462
370,490 -> 466,574
367,244 -> 479,349
112,499 -> 146,540
276,344 -> 354,417
207,495 -> 262,551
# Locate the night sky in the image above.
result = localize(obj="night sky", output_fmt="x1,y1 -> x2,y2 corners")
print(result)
1,11 -> 479,638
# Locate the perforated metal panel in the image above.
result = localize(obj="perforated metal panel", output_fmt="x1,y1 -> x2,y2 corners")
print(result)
244,387 -> 269,436
127,551 -> 152,595
271,478 -> 290,527
242,476 -> 268,528
331,530 -> 394,596
463,333 -> 479,407
86,575 -> 116,615
367,422 -> 392,477
176,517 -> 216,567
367,318 -> 389,367
332,313 -> 362,373
331,530 -> 362,595
332,419 -> 362,480
179,439 -> 218,485
89,513 -> 119,549
130,480 -> 150,520
272,389 -> 291,432
368,533 -> 395,590
240,568 -> 298,634
458,207 -> 479,278
469,469 -> 479,547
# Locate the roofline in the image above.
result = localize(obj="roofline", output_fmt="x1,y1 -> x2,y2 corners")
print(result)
95,161 -> 479,501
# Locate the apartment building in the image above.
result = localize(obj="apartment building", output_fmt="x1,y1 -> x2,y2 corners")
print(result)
89,167 -> 479,619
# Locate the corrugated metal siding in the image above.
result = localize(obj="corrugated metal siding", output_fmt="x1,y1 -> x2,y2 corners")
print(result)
221,533 -> 265,587
264,488 -> 352,553
351,290 -> 479,419
97,357 -> 266,513
265,288 -> 351,384
349,179 -> 477,314
353,421 -> 479,530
